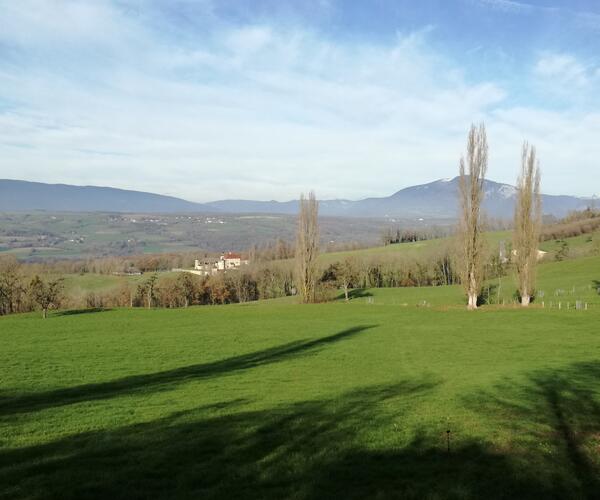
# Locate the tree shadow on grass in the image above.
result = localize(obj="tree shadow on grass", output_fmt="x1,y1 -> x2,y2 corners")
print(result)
463,361 -> 600,499
345,289 -> 373,300
54,308 -> 113,317
2,374 -> 593,500
0,325 -> 376,417
0,381 -> 438,499
478,284 -> 499,306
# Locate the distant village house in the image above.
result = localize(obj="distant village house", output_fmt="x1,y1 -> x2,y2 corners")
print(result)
498,240 -> 547,264
193,252 -> 249,275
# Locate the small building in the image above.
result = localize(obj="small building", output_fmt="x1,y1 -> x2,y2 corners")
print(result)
194,252 -> 249,275
505,248 -> 547,264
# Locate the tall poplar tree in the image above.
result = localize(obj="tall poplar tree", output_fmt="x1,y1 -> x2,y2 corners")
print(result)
458,123 -> 488,310
295,191 -> 319,303
514,142 -> 542,306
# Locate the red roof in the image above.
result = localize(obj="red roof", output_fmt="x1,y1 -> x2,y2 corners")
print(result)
223,252 -> 242,259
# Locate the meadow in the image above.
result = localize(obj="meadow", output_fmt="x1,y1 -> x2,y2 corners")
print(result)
2,229 -> 600,498
2,252 -> 600,498
53,229 -> 600,309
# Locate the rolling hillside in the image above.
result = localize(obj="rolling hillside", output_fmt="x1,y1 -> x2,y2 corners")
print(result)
1,178 -> 589,218
206,177 -> 588,218
0,180 -> 216,213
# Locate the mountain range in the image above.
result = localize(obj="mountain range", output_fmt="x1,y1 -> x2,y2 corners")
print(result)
0,178 -> 590,219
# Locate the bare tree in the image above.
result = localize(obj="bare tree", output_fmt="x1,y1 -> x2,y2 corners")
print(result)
458,123 -> 488,309
29,275 -> 64,318
177,273 -> 196,307
338,258 -> 358,301
513,142 -> 542,306
295,191 -> 319,303
137,273 -> 158,309
322,258 -> 358,301
0,256 -> 24,315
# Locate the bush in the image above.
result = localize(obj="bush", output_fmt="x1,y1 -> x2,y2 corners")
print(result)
555,241 -> 570,261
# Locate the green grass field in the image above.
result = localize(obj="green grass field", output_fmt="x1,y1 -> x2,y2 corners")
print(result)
2,250 -> 600,499
321,231 -> 513,264
2,233 -> 600,498
324,229 -> 599,265
55,230 -> 600,310
333,253 -> 600,307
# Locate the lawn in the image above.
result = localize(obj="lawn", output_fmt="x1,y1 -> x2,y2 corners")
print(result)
1,290 -> 600,498
321,231 -> 512,264
337,253 -> 600,308
47,232 -> 600,306
487,254 -> 600,307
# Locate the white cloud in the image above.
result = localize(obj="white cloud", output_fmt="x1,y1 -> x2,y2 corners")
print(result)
474,0 -> 600,38
531,53 -> 600,108
225,26 -> 274,55
474,0 -> 533,14
0,1 -> 598,201
534,53 -> 590,88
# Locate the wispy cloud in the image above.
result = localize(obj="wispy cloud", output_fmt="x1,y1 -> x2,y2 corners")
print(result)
0,1 -> 598,200
474,0 -> 534,14
534,53 -> 591,88
474,0 -> 600,34
574,10 -> 600,33
532,52 -> 600,106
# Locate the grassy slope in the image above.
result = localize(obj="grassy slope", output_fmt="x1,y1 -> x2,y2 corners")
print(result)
356,254 -> 600,307
325,229 -> 599,264
59,271 -> 181,297
55,230 -> 598,299
322,231 -> 512,263
2,271 -> 600,498
540,231 -> 600,253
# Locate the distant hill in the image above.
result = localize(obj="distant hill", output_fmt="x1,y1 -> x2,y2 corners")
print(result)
0,178 -> 589,218
0,179 -> 215,213
207,177 -> 589,219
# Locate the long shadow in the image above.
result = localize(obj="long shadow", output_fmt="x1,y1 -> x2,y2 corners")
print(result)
344,289 -> 373,300
531,364 -> 600,498
54,308 -> 113,317
2,376 -> 590,499
0,381 -> 438,499
463,361 -> 600,499
0,325 -> 375,417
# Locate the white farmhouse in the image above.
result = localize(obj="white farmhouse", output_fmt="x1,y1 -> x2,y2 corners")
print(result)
194,252 -> 249,275
510,249 -> 548,261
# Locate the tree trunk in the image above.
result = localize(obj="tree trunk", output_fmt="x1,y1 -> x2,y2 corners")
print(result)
521,294 -> 531,307
467,293 -> 478,310
467,272 -> 478,310
42,308 -> 47,319
344,285 -> 349,301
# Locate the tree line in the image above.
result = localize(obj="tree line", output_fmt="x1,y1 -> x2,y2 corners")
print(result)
296,123 -> 543,308
0,257 -> 64,318
3,122 -> 597,315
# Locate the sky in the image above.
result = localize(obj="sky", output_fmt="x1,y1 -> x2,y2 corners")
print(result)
0,0 -> 599,202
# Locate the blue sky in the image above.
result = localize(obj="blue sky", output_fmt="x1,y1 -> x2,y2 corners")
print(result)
0,0 -> 599,201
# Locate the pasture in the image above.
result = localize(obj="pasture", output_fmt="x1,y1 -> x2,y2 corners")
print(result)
2,280 -> 600,498
54,231 -> 600,310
